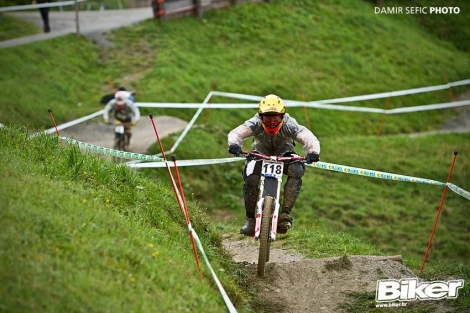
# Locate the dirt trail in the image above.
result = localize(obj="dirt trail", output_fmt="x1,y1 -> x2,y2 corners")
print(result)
222,234 -> 455,313
60,116 -> 187,154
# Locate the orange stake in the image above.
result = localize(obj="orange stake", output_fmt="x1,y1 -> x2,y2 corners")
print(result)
420,151 -> 458,273
107,76 -> 116,93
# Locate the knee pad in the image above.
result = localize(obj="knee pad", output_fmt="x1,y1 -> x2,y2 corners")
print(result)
245,174 -> 260,187
286,162 -> 304,179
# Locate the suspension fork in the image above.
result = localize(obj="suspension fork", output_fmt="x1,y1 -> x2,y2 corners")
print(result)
254,175 -> 283,241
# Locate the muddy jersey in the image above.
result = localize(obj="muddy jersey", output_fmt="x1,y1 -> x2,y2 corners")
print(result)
228,113 -> 320,156
103,99 -> 140,123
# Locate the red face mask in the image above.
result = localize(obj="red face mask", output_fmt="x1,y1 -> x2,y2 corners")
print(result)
261,114 -> 283,128
261,114 -> 284,136
116,103 -> 125,110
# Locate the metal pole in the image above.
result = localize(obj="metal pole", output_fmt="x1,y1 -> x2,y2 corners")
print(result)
75,0 -> 80,35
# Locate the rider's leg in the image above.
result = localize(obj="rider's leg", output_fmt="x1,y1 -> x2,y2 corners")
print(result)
278,161 -> 305,233
123,123 -> 132,150
240,160 -> 262,235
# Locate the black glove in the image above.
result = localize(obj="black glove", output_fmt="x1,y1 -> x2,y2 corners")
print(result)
306,152 -> 320,164
228,144 -> 242,157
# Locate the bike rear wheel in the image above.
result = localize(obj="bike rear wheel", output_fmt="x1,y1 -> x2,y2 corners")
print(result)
257,195 -> 274,277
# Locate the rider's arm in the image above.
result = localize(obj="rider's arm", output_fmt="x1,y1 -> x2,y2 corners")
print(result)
128,100 -> 141,122
228,124 -> 253,147
103,100 -> 115,121
295,128 -> 320,155
284,114 -> 320,155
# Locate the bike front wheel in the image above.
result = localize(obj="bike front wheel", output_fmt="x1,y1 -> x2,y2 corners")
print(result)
114,134 -> 126,163
257,195 -> 274,277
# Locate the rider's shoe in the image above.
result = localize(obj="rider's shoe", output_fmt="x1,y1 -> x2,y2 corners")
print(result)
277,212 -> 293,234
240,218 -> 256,236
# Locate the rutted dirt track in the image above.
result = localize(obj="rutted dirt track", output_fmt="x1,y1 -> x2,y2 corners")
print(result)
60,116 -> 188,154
222,235 -> 457,313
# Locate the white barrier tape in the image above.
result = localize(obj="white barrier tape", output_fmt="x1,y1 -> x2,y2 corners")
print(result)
43,110 -> 104,135
211,91 -> 263,102
0,0 -> 85,12
191,229 -> 238,313
163,160 -> 237,313
386,99 -> 470,114
136,98 -> 470,115
126,154 -> 470,202
128,157 -> 242,168
309,161 -> 469,201
169,92 -> 213,154
212,79 -> 470,105
447,183 -> 470,201
314,79 -> 470,104
136,99 -> 470,114
60,136 -> 165,161
136,102 -> 257,109
309,161 -> 446,185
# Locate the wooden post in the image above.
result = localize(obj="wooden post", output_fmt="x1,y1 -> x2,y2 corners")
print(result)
444,73 -> 455,102
301,92 -> 311,130
376,97 -> 390,136
194,0 -> 202,19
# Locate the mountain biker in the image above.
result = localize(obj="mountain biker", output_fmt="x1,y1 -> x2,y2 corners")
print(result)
227,94 -> 320,236
103,90 -> 141,150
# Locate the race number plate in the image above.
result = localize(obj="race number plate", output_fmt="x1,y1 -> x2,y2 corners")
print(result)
114,125 -> 125,134
261,160 -> 284,179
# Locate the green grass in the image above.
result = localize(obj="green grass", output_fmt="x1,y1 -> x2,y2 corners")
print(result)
0,127 -> 251,312
0,13 -> 41,41
1,0 -> 470,311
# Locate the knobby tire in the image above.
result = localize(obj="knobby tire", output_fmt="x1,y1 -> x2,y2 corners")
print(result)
114,134 -> 125,164
257,195 -> 274,277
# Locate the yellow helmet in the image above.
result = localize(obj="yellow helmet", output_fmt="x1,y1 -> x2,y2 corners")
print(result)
258,94 -> 285,115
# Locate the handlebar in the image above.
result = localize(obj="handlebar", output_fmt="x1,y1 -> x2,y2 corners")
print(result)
241,150 -> 305,162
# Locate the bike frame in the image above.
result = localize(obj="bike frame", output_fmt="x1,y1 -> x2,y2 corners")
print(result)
242,151 -> 305,241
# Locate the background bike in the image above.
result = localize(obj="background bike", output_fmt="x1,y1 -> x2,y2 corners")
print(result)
113,120 -> 132,163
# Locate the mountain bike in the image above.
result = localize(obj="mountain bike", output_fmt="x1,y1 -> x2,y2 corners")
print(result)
241,150 -> 305,277
113,120 -> 131,163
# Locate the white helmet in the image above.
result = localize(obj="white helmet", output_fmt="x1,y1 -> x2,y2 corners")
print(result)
115,90 -> 128,105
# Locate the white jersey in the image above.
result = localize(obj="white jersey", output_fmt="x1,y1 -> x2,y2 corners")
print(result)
228,113 -> 320,156
103,99 -> 140,122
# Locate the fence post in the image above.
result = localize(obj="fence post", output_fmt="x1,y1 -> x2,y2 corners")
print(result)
444,73 -> 455,102
75,0 -> 80,35
376,97 -> 390,136
301,92 -> 311,130
194,0 -> 202,19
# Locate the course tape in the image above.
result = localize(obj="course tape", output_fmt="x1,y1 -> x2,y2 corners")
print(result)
190,230 -> 237,313
211,78 -> 470,104
129,157 -> 242,168
60,136 -> 165,162
56,136 -> 469,201
309,161 -> 446,185
447,183 -> 470,201
160,158 -> 237,312
136,99 -> 470,114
